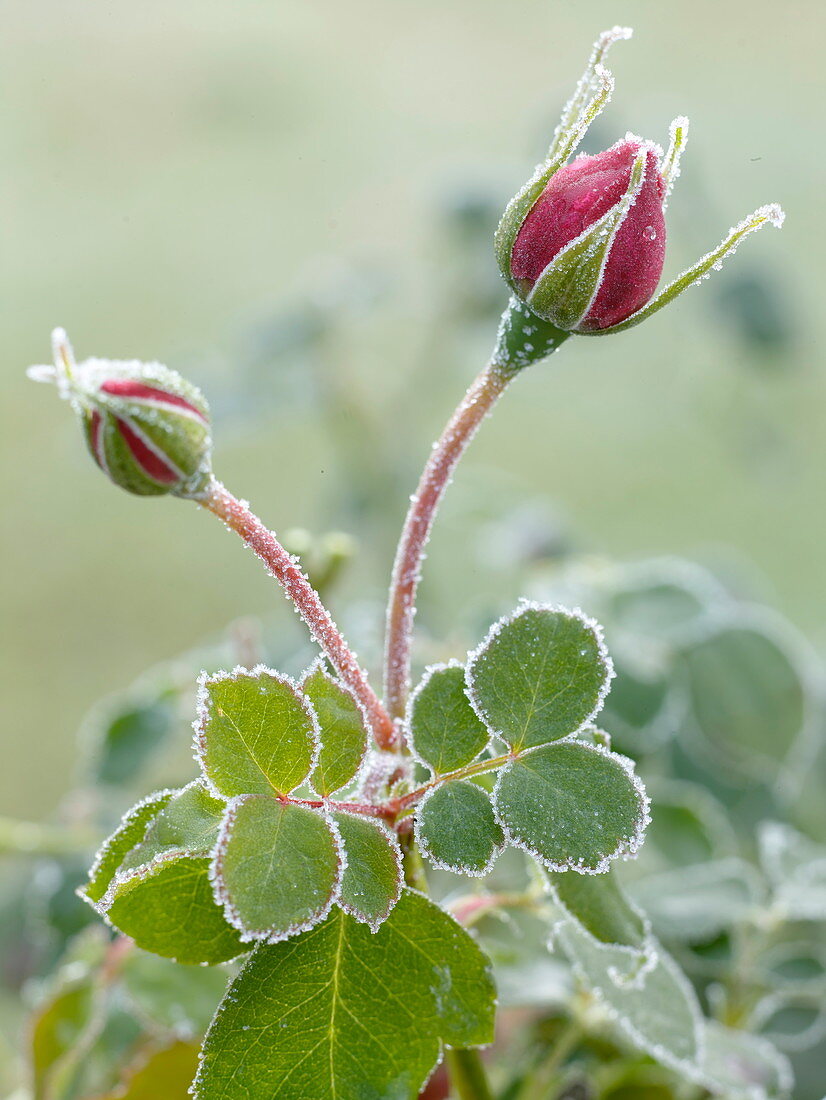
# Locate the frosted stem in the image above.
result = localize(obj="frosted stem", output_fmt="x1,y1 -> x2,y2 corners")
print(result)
383,363 -> 514,721
201,480 -> 396,750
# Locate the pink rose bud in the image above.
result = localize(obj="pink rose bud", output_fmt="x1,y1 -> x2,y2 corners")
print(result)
493,26 -> 784,355
510,139 -> 666,331
28,330 -> 213,498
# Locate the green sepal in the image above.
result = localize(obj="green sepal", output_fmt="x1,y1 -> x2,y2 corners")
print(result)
416,780 -> 504,876
493,740 -> 648,873
491,297 -> 570,373
407,662 -> 491,775
212,796 -> 342,942
84,790 -> 175,904
332,811 -> 403,931
118,779 -> 226,875
466,603 -> 613,751
102,855 -> 245,965
194,890 -> 496,1100
195,666 -> 318,798
302,662 -> 368,796
526,146 -> 649,330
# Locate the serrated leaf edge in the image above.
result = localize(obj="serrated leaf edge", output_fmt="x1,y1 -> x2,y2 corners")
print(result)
209,795 -> 346,944
193,664 -> 322,799
405,658 -> 492,777
491,739 -> 650,875
299,657 -> 371,797
331,809 -> 404,932
414,781 -> 504,879
465,600 -> 615,751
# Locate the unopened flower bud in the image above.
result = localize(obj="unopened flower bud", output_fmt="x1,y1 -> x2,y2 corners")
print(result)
494,26 -> 784,354
28,330 -> 212,498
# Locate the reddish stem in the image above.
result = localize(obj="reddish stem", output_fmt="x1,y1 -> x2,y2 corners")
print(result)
383,363 -> 514,720
202,481 -> 396,750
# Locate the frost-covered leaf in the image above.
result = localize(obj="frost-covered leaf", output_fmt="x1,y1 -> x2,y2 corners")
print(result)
302,665 -> 368,795
84,791 -> 174,904
494,741 -> 648,872
700,1021 -> 792,1099
628,859 -> 762,942
546,868 -> 649,954
118,780 -> 225,874
467,604 -> 612,750
194,890 -> 495,1100
416,780 -> 504,876
677,622 -> 809,776
195,667 -> 317,798
331,811 -> 402,931
121,950 -> 230,1038
212,796 -> 341,942
758,821 -> 826,920
553,907 -> 703,1074
103,855 -> 244,964
98,1040 -> 201,1100
408,663 -> 490,774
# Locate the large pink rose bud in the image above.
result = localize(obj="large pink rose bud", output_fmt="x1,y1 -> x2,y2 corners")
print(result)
28,330 -> 213,499
510,138 -> 666,331
493,26 -> 784,363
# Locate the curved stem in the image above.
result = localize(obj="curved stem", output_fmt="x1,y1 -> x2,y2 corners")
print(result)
383,362 -> 515,721
201,480 -> 396,750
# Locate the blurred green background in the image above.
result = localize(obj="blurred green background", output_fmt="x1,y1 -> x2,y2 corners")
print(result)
2,0 -> 823,821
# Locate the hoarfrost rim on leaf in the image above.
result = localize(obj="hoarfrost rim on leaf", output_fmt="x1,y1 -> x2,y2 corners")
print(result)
331,808 -> 404,932
464,600 -> 615,750
299,656 -> 371,797
404,658 -> 492,776
414,780 -> 505,879
208,795 -> 346,944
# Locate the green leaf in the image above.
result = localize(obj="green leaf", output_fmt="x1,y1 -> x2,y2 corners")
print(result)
553,907 -> 703,1075
90,686 -> 177,787
194,890 -> 495,1100
31,974 -> 96,1100
213,796 -> 342,941
103,855 -> 244,964
677,622 -> 808,777
302,664 -> 368,795
84,790 -> 175,904
759,821 -> 826,921
121,950 -> 230,1038
416,781 -> 504,876
331,811 -> 402,931
700,1022 -> 792,1100
545,868 -> 648,952
99,1040 -> 201,1100
119,780 -> 225,874
408,663 -> 491,774
493,741 -> 648,872
466,604 -> 613,751
195,667 -> 318,797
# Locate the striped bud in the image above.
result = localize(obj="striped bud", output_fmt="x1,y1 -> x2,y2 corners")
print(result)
29,330 -> 212,498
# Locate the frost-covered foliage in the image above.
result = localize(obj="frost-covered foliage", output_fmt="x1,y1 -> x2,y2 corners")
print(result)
10,21 -> 811,1100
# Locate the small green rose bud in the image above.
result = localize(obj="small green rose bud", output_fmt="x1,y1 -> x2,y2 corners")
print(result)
28,330 -> 212,498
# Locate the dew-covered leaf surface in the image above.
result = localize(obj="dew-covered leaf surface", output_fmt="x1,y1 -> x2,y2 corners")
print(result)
194,890 -> 495,1100
196,667 -> 317,797
331,811 -> 402,930
416,780 -> 504,876
466,604 -> 612,750
408,663 -> 490,774
104,855 -> 244,964
212,796 -> 341,941
494,741 -> 647,872
303,665 -> 368,796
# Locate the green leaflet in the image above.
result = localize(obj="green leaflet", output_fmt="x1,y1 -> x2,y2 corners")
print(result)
302,664 -> 368,795
104,855 -> 244,965
677,622 -> 807,777
416,780 -> 504,876
408,663 -> 491,774
758,821 -> 826,921
118,780 -> 225,874
98,1041 -> 201,1100
467,604 -> 613,750
493,741 -> 648,873
196,667 -> 317,797
699,1022 -> 792,1100
31,974 -> 96,1100
546,868 -> 648,951
332,811 -> 402,930
121,950 -> 230,1038
90,686 -> 177,788
84,790 -> 175,904
213,796 -> 342,941
194,890 -> 495,1100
